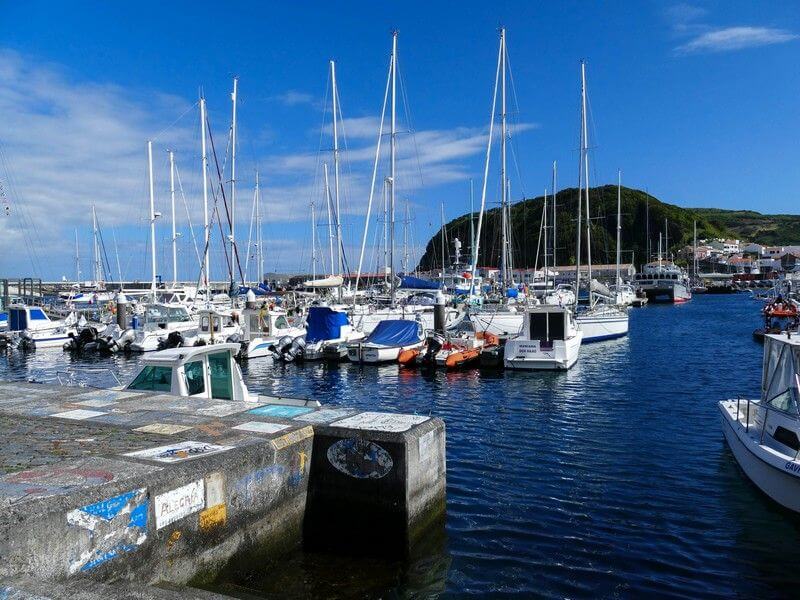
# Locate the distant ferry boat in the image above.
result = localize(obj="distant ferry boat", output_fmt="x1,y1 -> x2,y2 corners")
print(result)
633,262 -> 692,304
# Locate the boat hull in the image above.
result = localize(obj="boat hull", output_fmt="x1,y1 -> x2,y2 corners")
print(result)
469,311 -> 523,337
576,311 -> 629,343
504,333 -> 582,371
347,341 -> 424,364
719,400 -> 800,513
642,283 -> 691,304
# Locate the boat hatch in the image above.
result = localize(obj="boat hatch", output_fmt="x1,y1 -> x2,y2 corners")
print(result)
529,312 -> 566,342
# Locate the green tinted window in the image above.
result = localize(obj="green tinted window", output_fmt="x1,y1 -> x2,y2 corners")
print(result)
208,352 -> 232,400
128,365 -> 172,392
184,360 -> 205,396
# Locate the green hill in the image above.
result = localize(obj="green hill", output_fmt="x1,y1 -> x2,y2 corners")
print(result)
417,186 -> 800,271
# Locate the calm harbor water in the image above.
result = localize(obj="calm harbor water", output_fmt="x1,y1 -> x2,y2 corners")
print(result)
2,294 -> 799,598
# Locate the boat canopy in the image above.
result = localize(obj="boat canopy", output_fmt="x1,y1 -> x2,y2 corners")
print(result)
399,275 -> 441,290
305,306 -> 349,343
365,319 -> 421,346
762,334 -> 800,414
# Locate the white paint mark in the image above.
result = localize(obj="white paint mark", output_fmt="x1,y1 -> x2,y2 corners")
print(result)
205,472 -> 225,508
197,404 -> 253,417
232,421 -> 290,434
331,411 -> 429,433
418,430 -> 435,462
50,409 -> 107,420
154,480 -> 205,529
75,399 -> 118,408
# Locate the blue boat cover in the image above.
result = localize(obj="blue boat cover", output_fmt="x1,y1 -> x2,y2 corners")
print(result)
306,306 -> 349,342
506,288 -> 519,298
238,285 -> 269,296
366,319 -> 420,346
399,275 -> 441,290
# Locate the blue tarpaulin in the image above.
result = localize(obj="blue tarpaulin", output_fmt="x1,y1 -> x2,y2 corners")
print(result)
399,275 -> 441,290
305,306 -> 350,342
506,288 -> 519,298
366,320 -> 421,346
238,284 -> 270,296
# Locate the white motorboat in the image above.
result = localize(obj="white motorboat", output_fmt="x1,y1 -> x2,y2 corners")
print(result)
183,308 -> 243,347
301,306 -> 364,361
238,305 -> 306,359
350,301 -> 461,335
612,284 -> 637,307
128,303 -> 198,352
719,332 -> 800,513
504,305 -> 583,370
6,304 -> 78,349
469,305 -> 525,337
347,319 -> 425,364
125,343 -> 319,407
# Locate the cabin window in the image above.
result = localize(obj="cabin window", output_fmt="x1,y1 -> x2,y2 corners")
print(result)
29,308 -> 48,321
128,365 -> 172,392
768,388 -> 798,415
529,312 -> 566,341
275,316 -> 289,329
184,360 -> 205,396
168,307 -> 191,322
208,351 -> 233,400
773,426 -> 800,452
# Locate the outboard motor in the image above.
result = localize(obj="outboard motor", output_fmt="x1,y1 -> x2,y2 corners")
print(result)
269,335 -> 293,359
281,336 -> 306,362
158,331 -> 184,350
422,333 -> 444,365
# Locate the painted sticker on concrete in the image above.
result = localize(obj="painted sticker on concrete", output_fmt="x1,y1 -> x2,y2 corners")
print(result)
330,411 -> 429,433
123,441 -> 233,463
49,409 -> 108,421
75,398 -> 118,408
232,421 -> 290,434
294,408 -> 356,424
133,423 -> 194,435
199,503 -> 226,531
154,479 -> 205,529
271,426 -> 314,450
72,389 -> 141,403
327,438 -> 394,479
66,488 -> 149,573
248,405 -> 314,418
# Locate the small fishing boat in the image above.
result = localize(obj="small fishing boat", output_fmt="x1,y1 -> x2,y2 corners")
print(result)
126,343 -> 320,407
183,308 -> 243,347
504,305 -> 583,370
719,332 -> 800,513
347,319 -> 424,364
128,303 -> 198,353
301,306 -> 365,361
5,304 -> 78,349
237,304 -> 306,359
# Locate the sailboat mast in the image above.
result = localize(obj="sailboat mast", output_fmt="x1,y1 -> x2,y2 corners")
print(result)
147,141 -> 157,298
543,187 -> 548,293
330,60 -> 342,278
311,199 -> 317,282
693,220 -> 697,279
92,205 -> 101,285
581,61 -> 593,298
74,229 -> 81,284
256,171 -> 263,285
323,162 -> 335,276
499,27 -> 508,288
230,77 -> 239,284
440,201 -> 445,281
169,150 -> 177,287
389,31 -> 397,308
616,170 -> 622,288
200,96 -> 211,292
403,199 -> 409,273
574,63 -> 583,308
552,161 -> 557,267
469,179 -> 475,268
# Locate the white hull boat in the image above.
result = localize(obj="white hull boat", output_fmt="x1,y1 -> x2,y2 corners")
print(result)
576,304 -> 629,343
347,319 -> 424,364
504,305 -> 583,370
720,332 -> 800,513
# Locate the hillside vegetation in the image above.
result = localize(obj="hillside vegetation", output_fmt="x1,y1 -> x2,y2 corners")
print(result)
418,186 -> 800,271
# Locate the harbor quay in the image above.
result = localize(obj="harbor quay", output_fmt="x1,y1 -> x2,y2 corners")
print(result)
0,382 -> 446,598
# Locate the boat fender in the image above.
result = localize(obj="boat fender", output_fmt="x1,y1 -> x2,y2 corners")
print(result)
398,348 -> 420,365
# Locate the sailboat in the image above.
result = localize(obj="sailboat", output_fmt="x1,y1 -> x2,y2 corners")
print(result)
572,62 -> 629,343
467,28 -> 532,338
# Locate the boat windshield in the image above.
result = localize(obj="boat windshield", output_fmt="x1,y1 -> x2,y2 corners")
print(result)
762,336 -> 800,415
128,365 -> 172,392
144,305 -> 192,324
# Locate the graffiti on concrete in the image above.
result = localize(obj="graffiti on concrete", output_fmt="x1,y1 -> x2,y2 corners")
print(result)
154,479 -> 205,529
124,440 -> 232,463
327,438 -> 394,479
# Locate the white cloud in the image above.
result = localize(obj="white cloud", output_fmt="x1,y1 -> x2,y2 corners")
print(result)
676,26 -> 798,53
271,90 -> 316,107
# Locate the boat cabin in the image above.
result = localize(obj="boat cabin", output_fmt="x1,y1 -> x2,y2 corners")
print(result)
126,343 -> 251,401
242,306 -> 297,339
756,333 -> 800,453
523,306 -> 575,346
6,304 -> 53,332
197,309 -> 239,336
140,303 -> 193,329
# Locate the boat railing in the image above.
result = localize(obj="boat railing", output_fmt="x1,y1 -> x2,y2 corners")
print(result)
737,396 -> 800,456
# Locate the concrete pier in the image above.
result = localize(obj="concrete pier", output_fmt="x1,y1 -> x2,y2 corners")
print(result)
0,382 -> 446,597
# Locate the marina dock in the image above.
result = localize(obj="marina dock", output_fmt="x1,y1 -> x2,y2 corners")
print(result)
0,382 -> 445,597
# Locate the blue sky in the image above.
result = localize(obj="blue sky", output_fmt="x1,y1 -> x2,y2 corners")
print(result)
0,1 -> 798,281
